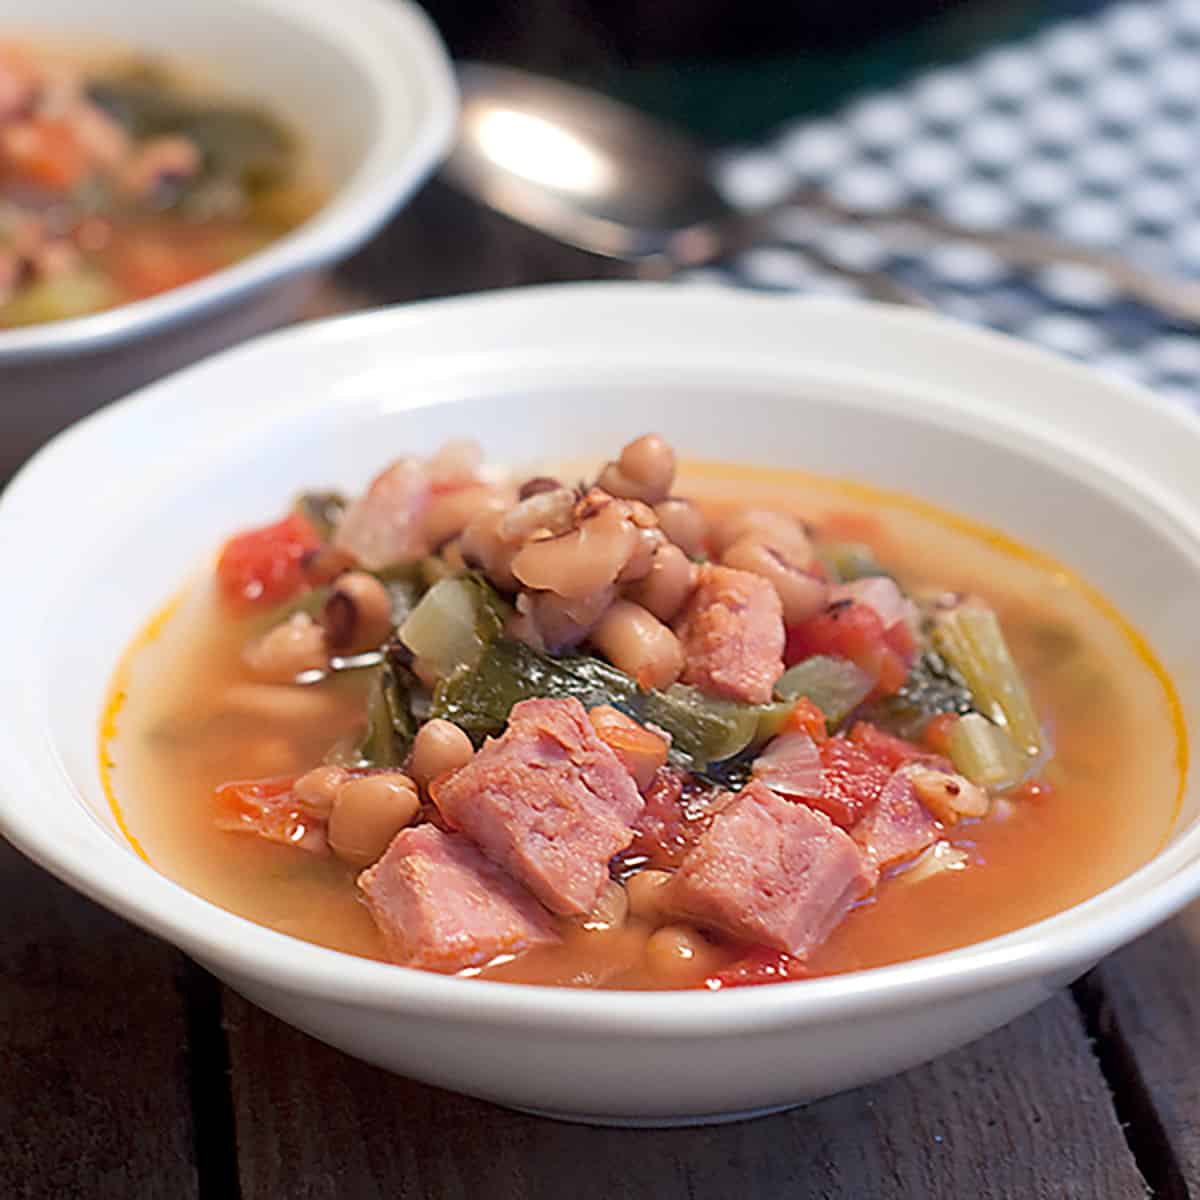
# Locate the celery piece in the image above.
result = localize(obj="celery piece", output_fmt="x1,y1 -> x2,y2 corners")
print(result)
933,605 -> 1043,756
774,656 -> 874,728
642,685 -> 770,765
947,713 -> 1026,790
355,663 -> 417,767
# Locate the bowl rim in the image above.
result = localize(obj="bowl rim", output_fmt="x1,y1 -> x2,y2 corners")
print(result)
2,281 -> 1199,1036
0,0 -> 456,362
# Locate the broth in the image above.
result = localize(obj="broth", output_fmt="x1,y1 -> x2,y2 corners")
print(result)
104,461 -> 1184,988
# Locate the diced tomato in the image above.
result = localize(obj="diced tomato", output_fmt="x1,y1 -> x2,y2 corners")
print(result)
0,116 -> 90,192
783,697 -> 828,744
216,512 -> 321,610
848,722 -> 929,771
215,774 -> 298,817
873,647 -> 909,697
214,774 -> 328,854
813,737 -> 892,828
922,713 -> 960,756
619,768 -> 725,871
786,600 -> 883,664
784,600 -> 908,699
704,946 -> 807,990
783,624 -> 809,668
884,618 -> 917,662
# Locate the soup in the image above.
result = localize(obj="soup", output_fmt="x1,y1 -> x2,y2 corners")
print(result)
104,435 -> 1183,989
0,40 -> 323,327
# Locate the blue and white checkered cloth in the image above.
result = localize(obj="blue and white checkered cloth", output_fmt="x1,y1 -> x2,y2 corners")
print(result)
695,0 -> 1200,409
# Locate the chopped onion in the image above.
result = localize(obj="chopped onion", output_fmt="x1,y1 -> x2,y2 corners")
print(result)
830,576 -> 913,630
901,840 -> 969,885
752,731 -> 823,799
398,578 -> 484,681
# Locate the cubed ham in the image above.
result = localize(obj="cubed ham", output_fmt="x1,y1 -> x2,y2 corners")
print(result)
431,697 -> 644,916
674,564 -> 785,704
359,824 -> 559,973
332,459 -> 432,570
664,780 -> 874,959
850,768 -> 940,872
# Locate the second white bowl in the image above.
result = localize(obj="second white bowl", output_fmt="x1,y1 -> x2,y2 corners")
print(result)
0,0 -> 456,477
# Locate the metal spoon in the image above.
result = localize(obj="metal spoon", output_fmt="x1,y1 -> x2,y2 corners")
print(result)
445,63 -> 1200,323
443,63 -> 926,305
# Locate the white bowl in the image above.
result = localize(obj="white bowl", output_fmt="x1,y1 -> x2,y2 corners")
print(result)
2,283 -> 1199,1125
0,0 -> 456,478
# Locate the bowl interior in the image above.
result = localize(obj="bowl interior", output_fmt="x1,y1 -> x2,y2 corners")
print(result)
39,376 -> 1200,847
3,289 -> 1200,1001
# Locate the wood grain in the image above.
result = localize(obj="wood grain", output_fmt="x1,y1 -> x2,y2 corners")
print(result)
0,840 -> 199,1200
1085,902 -> 1200,1199
224,988 -> 1146,1200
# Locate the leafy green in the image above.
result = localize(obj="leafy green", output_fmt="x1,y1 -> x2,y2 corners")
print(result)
859,650 -> 976,740
88,72 -> 294,195
375,565 -> 426,630
355,662 -> 419,766
431,638 -> 784,769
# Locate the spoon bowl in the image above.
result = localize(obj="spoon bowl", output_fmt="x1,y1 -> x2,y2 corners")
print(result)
446,63 -> 730,265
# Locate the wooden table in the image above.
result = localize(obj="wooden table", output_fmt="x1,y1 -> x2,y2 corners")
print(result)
3,181 -> 1199,1200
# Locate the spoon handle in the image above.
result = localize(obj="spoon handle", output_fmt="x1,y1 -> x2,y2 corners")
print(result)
785,190 -> 1200,327
658,206 -> 930,307
787,244 -> 932,308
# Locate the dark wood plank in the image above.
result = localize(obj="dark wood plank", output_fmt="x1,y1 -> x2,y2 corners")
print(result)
1084,901 -> 1200,1199
0,840 -> 200,1200
224,988 -> 1146,1200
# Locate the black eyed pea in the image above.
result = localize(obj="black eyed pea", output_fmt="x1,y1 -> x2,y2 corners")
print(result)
328,772 -> 421,868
